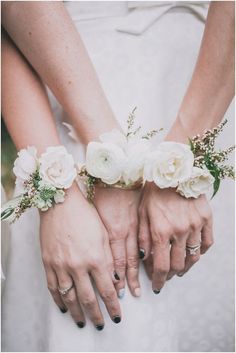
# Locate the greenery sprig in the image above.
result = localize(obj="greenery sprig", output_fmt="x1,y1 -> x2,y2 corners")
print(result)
188,119 -> 235,197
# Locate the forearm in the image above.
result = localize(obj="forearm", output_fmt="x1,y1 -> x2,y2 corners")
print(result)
1,1 -> 120,144
166,1 -> 235,143
1,30 -> 60,153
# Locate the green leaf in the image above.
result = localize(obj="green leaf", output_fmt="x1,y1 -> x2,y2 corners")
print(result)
211,177 -> 220,199
188,138 -> 194,152
1,207 -> 14,221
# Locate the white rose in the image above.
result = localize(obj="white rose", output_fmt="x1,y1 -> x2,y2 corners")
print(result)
122,139 -> 150,184
144,141 -> 194,188
39,146 -> 76,189
85,142 -> 126,184
13,147 -> 38,189
177,167 -> 214,198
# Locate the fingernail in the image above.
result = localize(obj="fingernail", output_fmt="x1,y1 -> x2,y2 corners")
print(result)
113,315 -> 121,324
59,307 -> 67,314
118,288 -> 125,299
134,287 -> 141,297
177,273 -> 184,277
139,248 -> 145,260
113,271 -> 120,281
95,324 -> 104,331
77,321 -> 85,328
153,289 -> 161,294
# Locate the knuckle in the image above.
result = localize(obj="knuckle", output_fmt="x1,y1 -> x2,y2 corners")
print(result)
201,209 -> 213,222
127,256 -> 139,270
47,284 -> 58,294
190,218 -> 203,231
114,257 -> 126,270
51,257 -> 64,270
110,224 -> 126,239
81,297 -> 96,310
63,292 -> 76,305
174,223 -> 189,235
89,256 -> 104,270
100,289 -> 117,302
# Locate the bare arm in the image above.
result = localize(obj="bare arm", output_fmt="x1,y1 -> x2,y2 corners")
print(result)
139,1 -> 235,291
1,30 -> 121,328
1,1 -> 120,143
167,1 -> 235,142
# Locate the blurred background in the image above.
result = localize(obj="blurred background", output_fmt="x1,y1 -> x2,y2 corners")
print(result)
1,118 -> 17,198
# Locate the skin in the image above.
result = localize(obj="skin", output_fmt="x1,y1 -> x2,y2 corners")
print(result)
1,30 -> 122,329
139,1 -> 235,290
1,1 -> 141,298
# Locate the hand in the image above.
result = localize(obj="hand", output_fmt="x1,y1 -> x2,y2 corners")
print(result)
94,187 -> 141,298
40,183 -> 121,329
138,183 -> 213,292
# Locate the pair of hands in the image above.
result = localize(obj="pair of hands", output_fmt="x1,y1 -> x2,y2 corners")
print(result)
40,181 -> 213,329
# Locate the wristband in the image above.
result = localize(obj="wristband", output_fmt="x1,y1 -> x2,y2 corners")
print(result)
1,146 -> 77,222
144,119 -> 235,198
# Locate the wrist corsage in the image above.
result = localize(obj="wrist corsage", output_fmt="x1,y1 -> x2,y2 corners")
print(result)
1,146 -> 77,222
78,108 -> 162,201
144,119 -> 235,198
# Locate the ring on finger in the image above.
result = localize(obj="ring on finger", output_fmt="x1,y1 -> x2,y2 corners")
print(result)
186,243 -> 201,256
58,283 -> 74,296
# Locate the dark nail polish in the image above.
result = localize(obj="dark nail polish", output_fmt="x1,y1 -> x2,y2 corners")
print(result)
77,321 -> 85,328
139,248 -> 145,259
114,271 -> 120,281
95,324 -> 104,331
153,289 -> 161,295
177,273 -> 184,277
113,315 -> 121,324
59,307 -> 67,313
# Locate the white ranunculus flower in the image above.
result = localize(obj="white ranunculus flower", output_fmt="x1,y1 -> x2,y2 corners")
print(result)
13,146 -> 38,188
144,141 -> 194,188
86,142 -> 126,184
39,146 -> 76,189
122,139 -> 151,184
177,167 -> 214,198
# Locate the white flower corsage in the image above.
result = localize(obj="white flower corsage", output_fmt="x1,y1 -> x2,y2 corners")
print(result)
1,146 -> 77,222
78,108 -> 163,201
144,119 -> 235,198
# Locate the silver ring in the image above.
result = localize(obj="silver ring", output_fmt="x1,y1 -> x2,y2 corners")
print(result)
58,283 -> 74,296
186,243 -> 201,255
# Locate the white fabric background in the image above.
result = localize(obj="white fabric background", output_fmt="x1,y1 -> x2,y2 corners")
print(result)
1,2 -> 235,352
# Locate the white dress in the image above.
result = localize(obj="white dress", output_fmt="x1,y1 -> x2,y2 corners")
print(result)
2,2 -> 235,352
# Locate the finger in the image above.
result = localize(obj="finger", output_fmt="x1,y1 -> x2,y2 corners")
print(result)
152,239 -> 170,294
44,265 -> 67,314
73,272 -> 105,330
138,210 -> 152,260
109,237 -> 126,292
57,270 -> 85,328
179,232 -> 201,276
126,232 -> 141,297
167,239 -> 186,280
201,219 -> 214,254
143,254 -> 153,280
92,266 -> 122,324
103,235 -> 120,284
